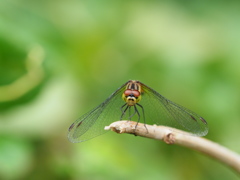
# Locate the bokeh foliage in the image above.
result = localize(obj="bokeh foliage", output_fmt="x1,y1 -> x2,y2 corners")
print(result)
1,0 -> 240,180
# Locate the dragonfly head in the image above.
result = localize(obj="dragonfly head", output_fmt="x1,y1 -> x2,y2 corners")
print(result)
122,89 -> 141,106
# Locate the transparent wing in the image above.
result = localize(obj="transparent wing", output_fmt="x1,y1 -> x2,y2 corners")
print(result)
140,82 -> 208,136
68,82 -> 128,143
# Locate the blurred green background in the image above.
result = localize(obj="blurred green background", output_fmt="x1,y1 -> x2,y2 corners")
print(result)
1,0 -> 240,180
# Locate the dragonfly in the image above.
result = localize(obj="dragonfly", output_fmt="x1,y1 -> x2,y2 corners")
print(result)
68,80 -> 208,143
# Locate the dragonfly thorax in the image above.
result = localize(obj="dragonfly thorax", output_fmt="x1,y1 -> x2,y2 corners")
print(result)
122,89 -> 141,106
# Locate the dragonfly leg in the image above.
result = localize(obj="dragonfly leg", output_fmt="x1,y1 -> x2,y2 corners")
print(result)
120,103 -> 127,113
133,105 -> 140,132
129,106 -> 132,120
136,103 -> 148,133
120,103 -> 129,120
128,106 -> 137,120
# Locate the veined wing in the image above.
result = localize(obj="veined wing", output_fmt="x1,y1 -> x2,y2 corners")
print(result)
139,82 -> 208,136
68,81 -> 128,143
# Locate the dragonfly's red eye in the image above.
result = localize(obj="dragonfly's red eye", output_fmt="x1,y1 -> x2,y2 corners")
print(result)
124,90 -> 140,97
132,90 -> 140,97
124,90 -> 132,96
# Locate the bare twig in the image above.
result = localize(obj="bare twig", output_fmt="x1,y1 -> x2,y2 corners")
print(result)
104,120 -> 240,173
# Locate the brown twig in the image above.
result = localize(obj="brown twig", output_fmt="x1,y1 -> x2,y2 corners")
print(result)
104,120 -> 240,174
